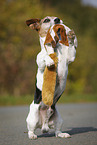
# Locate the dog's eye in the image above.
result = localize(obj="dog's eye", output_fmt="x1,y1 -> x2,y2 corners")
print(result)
43,18 -> 50,23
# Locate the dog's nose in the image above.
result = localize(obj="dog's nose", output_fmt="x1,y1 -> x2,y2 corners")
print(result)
54,18 -> 60,24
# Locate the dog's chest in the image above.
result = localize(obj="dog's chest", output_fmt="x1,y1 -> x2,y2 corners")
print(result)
56,44 -> 68,79
55,44 -> 68,91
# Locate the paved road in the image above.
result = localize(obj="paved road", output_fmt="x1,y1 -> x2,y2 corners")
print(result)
0,103 -> 97,145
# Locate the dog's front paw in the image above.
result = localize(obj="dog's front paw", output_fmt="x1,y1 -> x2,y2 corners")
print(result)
68,30 -> 75,40
28,131 -> 37,140
56,132 -> 71,138
45,56 -> 55,68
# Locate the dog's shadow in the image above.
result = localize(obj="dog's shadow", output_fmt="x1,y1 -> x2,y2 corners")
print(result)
38,127 -> 97,138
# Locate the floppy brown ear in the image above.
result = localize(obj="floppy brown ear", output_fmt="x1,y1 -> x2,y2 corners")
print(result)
26,18 -> 41,31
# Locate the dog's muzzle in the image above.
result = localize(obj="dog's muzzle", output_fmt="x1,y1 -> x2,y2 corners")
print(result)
54,18 -> 60,24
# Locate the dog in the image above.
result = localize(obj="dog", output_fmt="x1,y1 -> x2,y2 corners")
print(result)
26,16 -> 77,139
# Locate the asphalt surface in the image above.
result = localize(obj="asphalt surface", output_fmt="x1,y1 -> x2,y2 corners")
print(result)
0,103 -> 97,145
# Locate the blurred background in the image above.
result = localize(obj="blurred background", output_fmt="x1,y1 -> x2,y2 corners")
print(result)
0,0 -> 97,105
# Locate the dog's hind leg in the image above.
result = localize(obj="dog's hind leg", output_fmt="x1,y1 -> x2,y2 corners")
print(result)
53,107 -> 71,138
40,108 -> 50,133
40,105 -> 54,133
26,101 -> 40,139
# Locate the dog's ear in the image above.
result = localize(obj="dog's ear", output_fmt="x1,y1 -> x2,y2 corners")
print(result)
26,18 -> 41,31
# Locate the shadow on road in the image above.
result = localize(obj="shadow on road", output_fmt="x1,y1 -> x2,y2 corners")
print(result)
38,127 -> 97,138
38,132 -> 55,138
66,127 -> 97,135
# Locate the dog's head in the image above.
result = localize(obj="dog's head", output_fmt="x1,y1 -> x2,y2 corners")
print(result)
26,16 -> 63,37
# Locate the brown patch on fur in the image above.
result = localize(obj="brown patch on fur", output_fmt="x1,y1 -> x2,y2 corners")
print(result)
53,24 -> 69,46
44,24 -> 69,48
44,29 -> 57,48
26,18 -> 41,31
54,35 -> 59,43
42,53 -> 58,106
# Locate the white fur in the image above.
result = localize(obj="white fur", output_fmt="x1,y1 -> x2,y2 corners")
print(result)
26,101 -> 71,139
26,17 -> 77,139
36,24 -> 77,92
26,102 -> 40,139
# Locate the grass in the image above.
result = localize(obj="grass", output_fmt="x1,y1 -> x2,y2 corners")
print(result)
0,95 -> 34,106
58,93 -> 97,104
0,93 -> 97,106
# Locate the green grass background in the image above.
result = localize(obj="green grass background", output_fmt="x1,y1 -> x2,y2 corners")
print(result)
0,0 -> 97,106
0,93 -> 97,106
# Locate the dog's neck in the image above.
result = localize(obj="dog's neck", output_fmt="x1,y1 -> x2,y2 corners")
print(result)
39,36 -> 46,50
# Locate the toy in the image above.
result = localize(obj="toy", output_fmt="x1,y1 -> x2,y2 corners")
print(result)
42,24 -> 69,106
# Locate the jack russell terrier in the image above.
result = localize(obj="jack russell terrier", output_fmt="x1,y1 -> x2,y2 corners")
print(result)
26,16 -> 77,139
